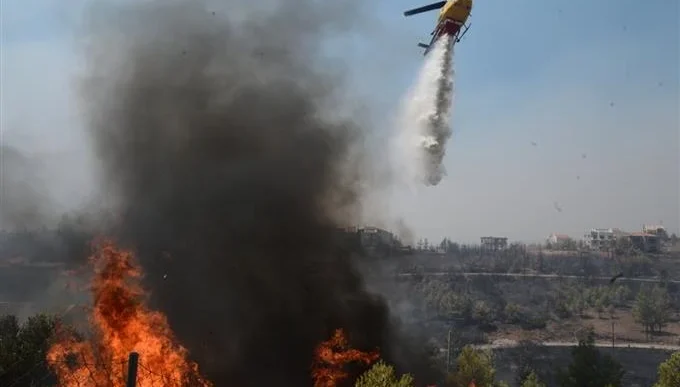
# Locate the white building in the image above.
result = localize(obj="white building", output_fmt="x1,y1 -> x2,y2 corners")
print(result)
643,224 -> 666,236
547,233 -> 571,245
584,228 -> 616,250
547,233 -> 574,250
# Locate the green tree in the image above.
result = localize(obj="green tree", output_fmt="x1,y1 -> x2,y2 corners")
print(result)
446,346 -> 495,387
440,238 -> 460,254
633,285 -> 670,336
0,313 -> 59,386
472,301 -> 493,325
521,371 -> 546,387
633,286 -> 655,335
440,238 -> 449,252
569,292 -> 587,318
355,361 -> 415,387
558,329 -> 624,387
611,285 -> 630,307
654,351 -> 680,387
439,292 -> 473,321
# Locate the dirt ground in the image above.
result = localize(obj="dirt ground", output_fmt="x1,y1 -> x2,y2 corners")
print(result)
490,307 -> 680,345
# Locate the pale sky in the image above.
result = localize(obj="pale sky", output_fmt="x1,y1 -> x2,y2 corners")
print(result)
2,0 -> 679,243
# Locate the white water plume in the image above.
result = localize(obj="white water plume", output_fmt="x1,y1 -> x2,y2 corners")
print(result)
391,34 -> 454,187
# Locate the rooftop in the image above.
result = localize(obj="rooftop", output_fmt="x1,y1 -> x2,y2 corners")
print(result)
551,233 -> 571,240
630,232 -> 657,238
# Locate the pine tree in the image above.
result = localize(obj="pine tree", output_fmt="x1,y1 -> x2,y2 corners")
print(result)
654,351 -> 680,387
355,361 -> 415,387
558,329 -> 624,387
446,346 -> 496,387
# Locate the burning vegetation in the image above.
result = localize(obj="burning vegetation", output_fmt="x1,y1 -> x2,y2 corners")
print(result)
47,240 -> 212,386
312,329 -> 380,387
46,239 -> 384,386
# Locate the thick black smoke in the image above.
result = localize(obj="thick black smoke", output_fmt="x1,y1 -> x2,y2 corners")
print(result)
80,1 -> 439,385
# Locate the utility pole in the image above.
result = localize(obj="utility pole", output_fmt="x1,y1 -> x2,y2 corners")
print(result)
126,352 -> 139,387
611,321 -> 615,350
446,329 -> 452,374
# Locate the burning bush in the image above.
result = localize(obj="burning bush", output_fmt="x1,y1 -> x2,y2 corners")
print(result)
312,329 -> 380,387
47,240 -> 211,386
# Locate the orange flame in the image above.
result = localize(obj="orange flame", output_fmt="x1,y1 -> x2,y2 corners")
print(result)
47,239 -> 212,386
311,328 -> 380,387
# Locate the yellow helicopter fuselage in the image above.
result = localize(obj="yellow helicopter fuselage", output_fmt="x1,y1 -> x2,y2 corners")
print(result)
437,0 -> 472,27
403,0 -> 473,54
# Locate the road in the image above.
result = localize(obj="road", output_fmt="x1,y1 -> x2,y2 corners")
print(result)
471,339 -> 680,351
396,271 -> 680,284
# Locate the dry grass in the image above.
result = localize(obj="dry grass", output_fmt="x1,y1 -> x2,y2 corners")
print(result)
490,307 -> 680,345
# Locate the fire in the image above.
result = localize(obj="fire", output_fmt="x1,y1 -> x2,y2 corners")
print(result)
311,328 -> 380,387
47,239 -> 212,387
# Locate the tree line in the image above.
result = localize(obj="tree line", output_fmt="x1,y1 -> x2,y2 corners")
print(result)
1,313 -> 678,386
410,276 -> 676,339
358,329 -> 680,387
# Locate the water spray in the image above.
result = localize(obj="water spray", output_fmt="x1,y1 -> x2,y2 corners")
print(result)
392,34 -> 455,187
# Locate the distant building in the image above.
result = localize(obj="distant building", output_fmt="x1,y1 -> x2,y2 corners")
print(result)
642,225 -> 669,243
584,228 -> 617,250
337,226 -> 405,256
480,236 -> 508,251
629,232 -> 661,253
643,224 -> 666,235
341,226 -> 359,233
547,233 -> 571,244
612,228 -> 631,240
546,233 -> 574,250
358,227 -> 398,250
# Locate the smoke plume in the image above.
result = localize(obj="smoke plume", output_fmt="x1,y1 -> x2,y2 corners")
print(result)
391,35 -> 455,186
78,0 -> 439,385
0,145 -> 54,230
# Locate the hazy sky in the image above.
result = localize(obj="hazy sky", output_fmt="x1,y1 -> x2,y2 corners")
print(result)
2,0 -> 679,243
